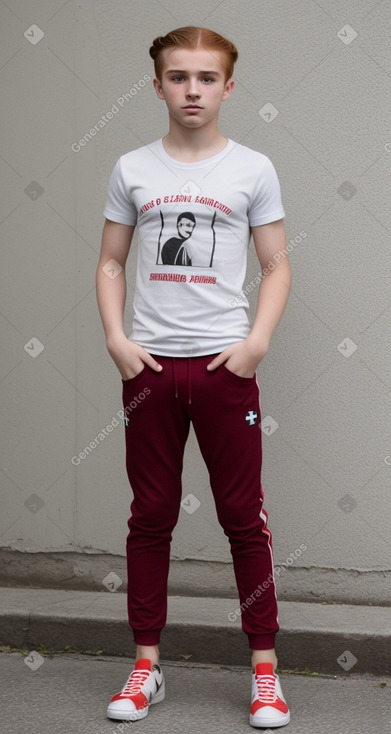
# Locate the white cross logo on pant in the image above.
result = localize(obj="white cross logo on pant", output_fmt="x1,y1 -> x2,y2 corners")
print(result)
245,410 -> 258,426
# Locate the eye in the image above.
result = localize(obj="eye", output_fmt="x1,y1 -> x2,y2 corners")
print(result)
171,75 -> 185,82
202,76 -> 214,83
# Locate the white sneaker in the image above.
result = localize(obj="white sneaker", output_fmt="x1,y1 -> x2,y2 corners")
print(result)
250,662 -> 290,728
107,658 -> 165,721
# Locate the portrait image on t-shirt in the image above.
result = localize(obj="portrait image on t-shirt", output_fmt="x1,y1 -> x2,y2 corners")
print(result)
161,211 -> 196,265
156,210 -> 217,267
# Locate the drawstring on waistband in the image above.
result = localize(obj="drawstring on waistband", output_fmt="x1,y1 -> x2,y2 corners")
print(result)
187,358 -> 192,404
172,357 -> 178,398
171,357 -> 192,404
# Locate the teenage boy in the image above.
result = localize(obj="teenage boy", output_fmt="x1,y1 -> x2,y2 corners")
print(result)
97,26 -> 292,728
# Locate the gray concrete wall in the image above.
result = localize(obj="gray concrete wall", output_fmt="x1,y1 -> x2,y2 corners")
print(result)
1,0 -> 390,603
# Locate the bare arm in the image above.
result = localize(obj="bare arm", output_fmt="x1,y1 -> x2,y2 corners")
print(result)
207,219 -> 292,376
96,219 -> 162,379
249,218 -> 292,345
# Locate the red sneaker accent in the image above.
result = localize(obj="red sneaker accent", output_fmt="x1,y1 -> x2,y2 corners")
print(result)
251,696 -> 289,715
110,690 -> 149,710
250,662 -> 290,719
107,658 -> 165,721
109,659 -> 152,709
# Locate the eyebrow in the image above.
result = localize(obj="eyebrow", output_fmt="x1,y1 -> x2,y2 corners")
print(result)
164,69 -> 221,75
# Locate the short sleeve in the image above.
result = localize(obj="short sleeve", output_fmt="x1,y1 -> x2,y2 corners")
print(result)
248,157 -> 285,226
103,157 -> 138,225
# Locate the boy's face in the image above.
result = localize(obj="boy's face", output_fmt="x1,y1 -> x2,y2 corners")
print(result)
153,47 -> 234,130
177,217 -> 195,239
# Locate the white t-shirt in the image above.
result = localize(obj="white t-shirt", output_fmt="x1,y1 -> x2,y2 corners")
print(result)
103,138 -> 285,357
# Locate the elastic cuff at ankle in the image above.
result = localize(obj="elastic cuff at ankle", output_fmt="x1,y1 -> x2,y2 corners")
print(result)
133,629 -> 161,646
247,632 -> 276,650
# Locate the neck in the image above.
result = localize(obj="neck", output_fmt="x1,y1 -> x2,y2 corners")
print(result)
162,118 -> 228,162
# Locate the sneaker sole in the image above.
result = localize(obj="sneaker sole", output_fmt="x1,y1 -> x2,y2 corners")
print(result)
107,681 -> 165,721
250,710 -> 290,728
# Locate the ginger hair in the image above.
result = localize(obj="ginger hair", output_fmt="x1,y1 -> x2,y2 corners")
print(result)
149,26 -> 238,82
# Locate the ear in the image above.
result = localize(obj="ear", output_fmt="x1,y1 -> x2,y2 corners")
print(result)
222,78 -> 235,101
153,77 -> 165,100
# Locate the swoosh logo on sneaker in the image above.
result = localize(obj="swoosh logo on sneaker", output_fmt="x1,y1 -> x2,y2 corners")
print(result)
153,668 -> 163,686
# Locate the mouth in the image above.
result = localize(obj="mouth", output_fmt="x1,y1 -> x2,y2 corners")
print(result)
183,105 -> 203,110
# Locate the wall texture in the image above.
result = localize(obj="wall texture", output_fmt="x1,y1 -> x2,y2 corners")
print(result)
1,0 -> 390,603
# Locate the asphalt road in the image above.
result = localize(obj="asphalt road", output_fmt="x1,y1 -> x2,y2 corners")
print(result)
1,652 -> 390,734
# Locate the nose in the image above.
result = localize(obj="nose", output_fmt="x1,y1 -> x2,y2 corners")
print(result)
186,77 -> 200,98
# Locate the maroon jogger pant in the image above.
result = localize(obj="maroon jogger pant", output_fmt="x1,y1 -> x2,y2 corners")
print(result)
121,353 -> 279,650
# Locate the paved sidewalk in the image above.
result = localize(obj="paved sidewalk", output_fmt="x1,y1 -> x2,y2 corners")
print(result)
1,587 -> 390,675
1,652 -> 390,734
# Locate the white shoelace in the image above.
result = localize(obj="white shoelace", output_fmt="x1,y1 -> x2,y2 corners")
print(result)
121,669 -> 149,696
255,673 -> 277,703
